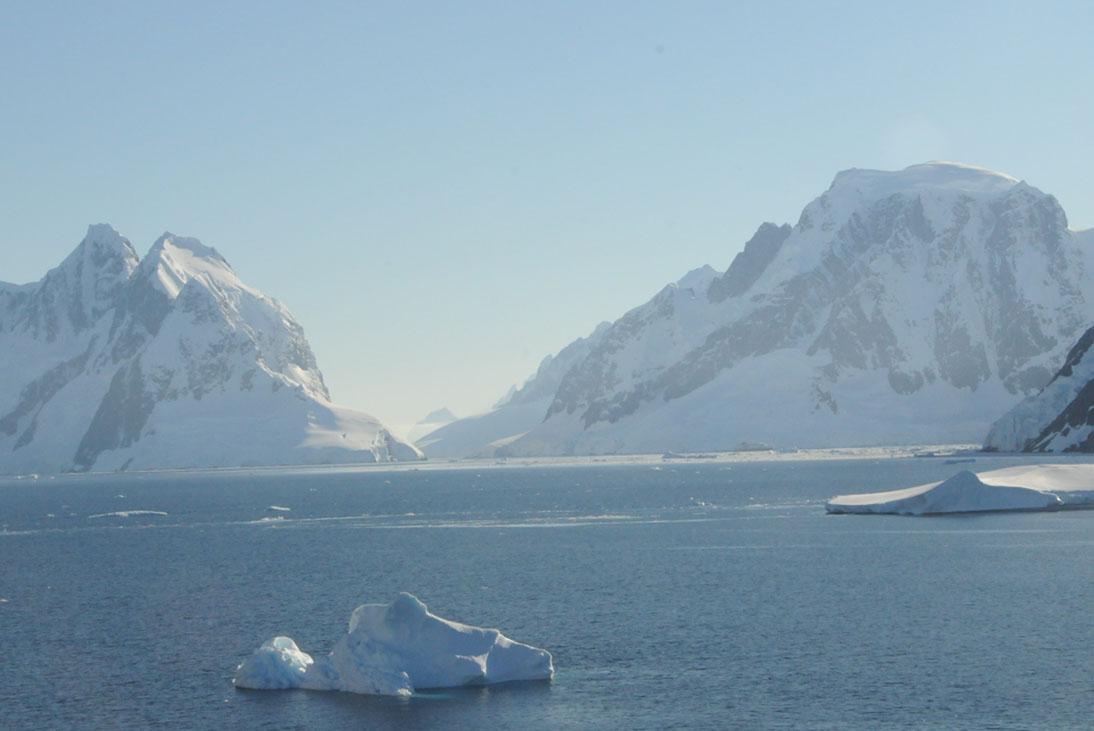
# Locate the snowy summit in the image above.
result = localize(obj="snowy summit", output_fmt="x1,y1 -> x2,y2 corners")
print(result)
0,225 -> 422,474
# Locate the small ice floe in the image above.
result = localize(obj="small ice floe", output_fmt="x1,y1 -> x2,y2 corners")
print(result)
234,592 -> 553,697
0,597 -> 9,604
88,510 -> 169,519
827,464 -> 1094,516
267,505 -> 291,512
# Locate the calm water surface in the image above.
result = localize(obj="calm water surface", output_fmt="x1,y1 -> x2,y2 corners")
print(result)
2,456 -> 1092,729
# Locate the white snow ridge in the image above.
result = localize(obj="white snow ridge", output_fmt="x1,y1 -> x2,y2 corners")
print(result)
826,464 -> 1094,515
233,593 -> 554,696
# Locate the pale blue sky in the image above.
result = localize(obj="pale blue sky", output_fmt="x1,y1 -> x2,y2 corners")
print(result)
2,1 -> 1092,432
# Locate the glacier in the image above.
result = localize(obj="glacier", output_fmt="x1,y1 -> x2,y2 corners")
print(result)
234,593 -> 554,696
826,464 -> 1094,515
0,225 -> 422,474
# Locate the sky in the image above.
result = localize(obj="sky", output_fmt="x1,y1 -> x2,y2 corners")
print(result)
2,1 -> 1092,434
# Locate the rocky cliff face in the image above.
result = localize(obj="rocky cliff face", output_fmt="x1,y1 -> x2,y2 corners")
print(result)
0,225 -> 421,474
439,162 -> 1092,457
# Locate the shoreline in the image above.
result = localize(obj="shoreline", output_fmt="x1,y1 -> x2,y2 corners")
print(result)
10,443 -> 1093,484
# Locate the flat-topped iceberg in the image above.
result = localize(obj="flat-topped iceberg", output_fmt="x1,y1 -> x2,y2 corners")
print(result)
826,464 -> 1094,516
234,593 -> 553,697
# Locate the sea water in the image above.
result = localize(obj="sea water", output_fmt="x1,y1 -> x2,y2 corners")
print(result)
1,456 -> 1092,729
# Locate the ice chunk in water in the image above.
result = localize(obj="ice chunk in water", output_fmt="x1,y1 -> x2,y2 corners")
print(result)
233,593 -> 552,697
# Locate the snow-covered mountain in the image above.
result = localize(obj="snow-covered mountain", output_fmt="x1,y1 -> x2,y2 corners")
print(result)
984,324 -> 1094,452
437,162 -> 1094,457
0,225 -> 422,474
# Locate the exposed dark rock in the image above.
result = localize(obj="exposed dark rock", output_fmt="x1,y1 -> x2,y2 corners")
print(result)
73,359 -> 156,470
708,223 -> 792,302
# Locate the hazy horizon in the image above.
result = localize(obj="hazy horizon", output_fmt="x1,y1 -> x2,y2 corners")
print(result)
3,1 -> 1092,433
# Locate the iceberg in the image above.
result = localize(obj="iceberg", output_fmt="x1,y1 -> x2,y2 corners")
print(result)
826,464 -> 1094,516
234,593 -> 553,697
87,510 -> 168,519
234,637 -> 317,690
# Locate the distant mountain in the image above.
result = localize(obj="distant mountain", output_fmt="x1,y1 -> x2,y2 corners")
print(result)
984,320 -> 1094,452
405,407 -> 458,444
422,407 -> 457,424
435,162 -> 1094,457
417,322 -> 611,457
0,225 -> 422,474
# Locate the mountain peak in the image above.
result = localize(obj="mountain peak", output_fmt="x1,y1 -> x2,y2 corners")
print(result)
84,222 -> 126,243
138,232 -> 238,299
421,407 -> 457,423
71,223 -> 139,266
151,232 -> 226,263
829,161 -> 1021,202
2,224 -> 139,339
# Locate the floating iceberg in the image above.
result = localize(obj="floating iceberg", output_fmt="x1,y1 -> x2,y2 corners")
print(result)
87,510 -> 168,519
826,464 -> 1094,516
234,593 -> 553,697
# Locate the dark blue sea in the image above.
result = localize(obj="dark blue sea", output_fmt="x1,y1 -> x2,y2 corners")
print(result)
2,456 -> 1092,729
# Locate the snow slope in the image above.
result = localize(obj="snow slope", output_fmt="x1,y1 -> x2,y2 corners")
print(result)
234,593 -> 554,696
474,162 -> 1093,455
0,225 -> 421,474
984,322 -> 1094,452
826,463 -> 1094,515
